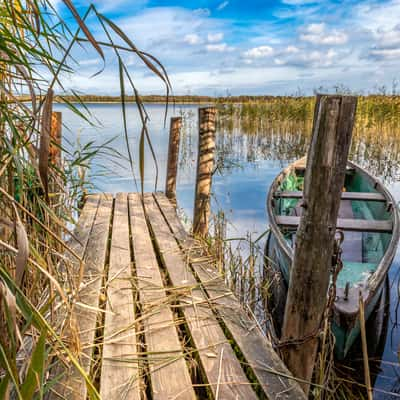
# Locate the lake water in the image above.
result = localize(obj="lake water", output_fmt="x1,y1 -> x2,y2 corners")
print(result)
56,102 -> 400,398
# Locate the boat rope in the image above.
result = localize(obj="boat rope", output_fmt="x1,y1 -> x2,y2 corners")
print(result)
277,231 -> 344,348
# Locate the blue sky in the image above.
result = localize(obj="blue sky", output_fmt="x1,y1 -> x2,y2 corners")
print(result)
53,0 -> 400,95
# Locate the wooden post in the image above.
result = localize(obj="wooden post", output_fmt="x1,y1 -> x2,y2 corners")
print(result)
193,107 -> 217,237
165,117 -> 182,201
49,111 -> 62,241
281,95 -> 357,394
50,111 -> 62,169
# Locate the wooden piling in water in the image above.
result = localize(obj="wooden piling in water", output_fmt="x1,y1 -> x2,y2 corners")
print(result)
50,111 -> 62,169
165,117 -> 182,201
193,107 -> 216,237
49,111 -> 62,239
281,94 -> 357,394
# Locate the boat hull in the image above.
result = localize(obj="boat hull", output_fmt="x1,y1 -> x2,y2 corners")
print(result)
265,158 -> 399,359
265,229 -> 388,359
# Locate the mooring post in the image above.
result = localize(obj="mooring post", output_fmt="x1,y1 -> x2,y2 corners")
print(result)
193,107 -> 217,237
49,111 -> 62,240
281,95 -> 357,394
165,117 -> 182,202
50,111 -> 62,169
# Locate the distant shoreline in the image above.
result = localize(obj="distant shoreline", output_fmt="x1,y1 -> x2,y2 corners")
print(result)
18,94 -> 310,104
17,94 -> 398,105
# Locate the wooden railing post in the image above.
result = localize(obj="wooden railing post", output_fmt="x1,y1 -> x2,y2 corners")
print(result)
281,95 -> 357,394
193,107 -> 217,237
165,117 -> 182,201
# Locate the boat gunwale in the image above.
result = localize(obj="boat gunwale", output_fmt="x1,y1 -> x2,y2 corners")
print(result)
266,157 -> 400,320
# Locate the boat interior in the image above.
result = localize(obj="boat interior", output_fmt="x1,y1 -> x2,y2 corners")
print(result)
272,164 -> 393,289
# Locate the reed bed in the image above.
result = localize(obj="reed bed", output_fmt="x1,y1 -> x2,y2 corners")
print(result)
0,1 -> 170,398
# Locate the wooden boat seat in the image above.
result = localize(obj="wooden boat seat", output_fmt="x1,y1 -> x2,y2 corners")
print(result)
275,215 -> 392,233
339,200 -> 363,263
294,166 -> 356,174
274,191 -> 386,202
288,200 -> 363,262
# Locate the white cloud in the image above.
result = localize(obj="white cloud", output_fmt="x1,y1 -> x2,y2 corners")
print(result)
374,24 -> 400,49
285,45 -> 300,53
207,32 -> 224,43
300,23 -> 348,45
184,33 -> 202,45
243,45 -> 274,59
206,43 -> 234,52
369,48 -> 400,61
355,0 -> 400,32
274,48 -> 339,67
193,8 -> 211,17
217,1 -> 229,11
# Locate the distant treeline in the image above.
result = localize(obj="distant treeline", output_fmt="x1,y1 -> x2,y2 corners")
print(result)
17,94 -> 297,104
17,93 -> 400,105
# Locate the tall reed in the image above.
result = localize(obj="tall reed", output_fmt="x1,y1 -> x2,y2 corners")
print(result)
0,1 -> 169,398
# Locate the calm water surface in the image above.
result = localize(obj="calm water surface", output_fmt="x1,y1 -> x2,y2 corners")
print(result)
56,102 -> 400,398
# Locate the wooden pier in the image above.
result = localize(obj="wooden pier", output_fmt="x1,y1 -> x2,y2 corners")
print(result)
49,191 -> 305,399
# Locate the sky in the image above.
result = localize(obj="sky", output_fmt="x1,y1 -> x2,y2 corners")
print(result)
52,0 -> 400,95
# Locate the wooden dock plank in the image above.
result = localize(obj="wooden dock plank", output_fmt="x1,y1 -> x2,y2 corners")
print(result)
100,193 -> 141,399
275,215 -> 392,233
154,193 -> 307,400
69,194 -> 101,260
49,194 -> 101,399
128,193 -> 195,400
144,194 -> 258,400
51,193 -> 113,399
274,190 -> 386,202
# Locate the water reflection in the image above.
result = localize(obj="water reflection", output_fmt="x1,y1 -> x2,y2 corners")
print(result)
56,101 -> 400,398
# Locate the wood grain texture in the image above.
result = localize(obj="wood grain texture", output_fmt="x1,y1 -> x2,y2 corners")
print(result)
154,192 -> 306,400
281,95 -> 358,393
193,107 -> 216,237
100,193 -> 141,399
165,117 -> 182,201
144,194 -> 258,400
48,194 -> 100,400
50,193 -> 113,399
128,193 -> 195,400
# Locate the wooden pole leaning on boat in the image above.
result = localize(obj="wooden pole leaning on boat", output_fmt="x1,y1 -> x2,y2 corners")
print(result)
193,107 -> 217,237
281,94 -> 358,395
165,117 -> 182,202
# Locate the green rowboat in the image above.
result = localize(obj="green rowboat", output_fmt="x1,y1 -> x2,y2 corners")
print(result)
265,157 -> 399,359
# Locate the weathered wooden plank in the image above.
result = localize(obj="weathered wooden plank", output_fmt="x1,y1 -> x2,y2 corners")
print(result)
274,190 -> 386,202
68,194 -> 101,260
154,193 -> 307,400
48,195 -> 100,399
50,193 -> 113,399
339,200 -> 363,263
100,193 -> 141,399
128,193 -> 195,400
144,194 -> 258,399
275,215 -> 392,233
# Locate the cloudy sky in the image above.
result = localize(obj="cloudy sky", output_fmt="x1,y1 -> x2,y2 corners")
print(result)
54,0 -> 400,95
